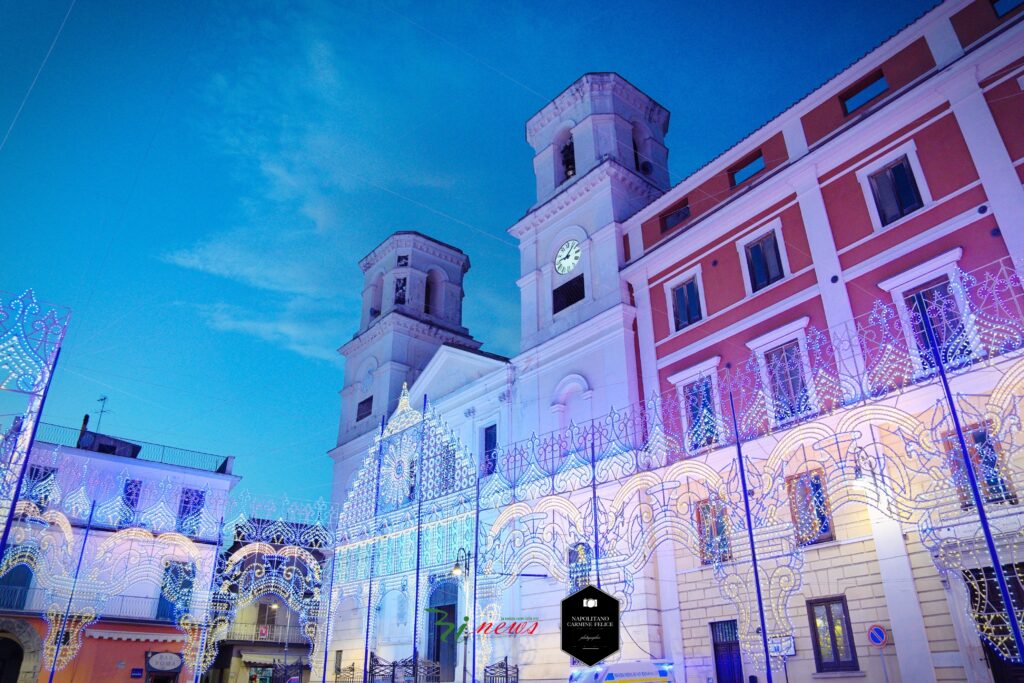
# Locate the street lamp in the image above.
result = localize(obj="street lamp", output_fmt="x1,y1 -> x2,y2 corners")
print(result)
452,548 -> 471,577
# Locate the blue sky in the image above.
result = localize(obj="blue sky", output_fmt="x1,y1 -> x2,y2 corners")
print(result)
0,0 -> 937,501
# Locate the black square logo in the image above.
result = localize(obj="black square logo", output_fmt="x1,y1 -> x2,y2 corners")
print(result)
560,585 -> 620,666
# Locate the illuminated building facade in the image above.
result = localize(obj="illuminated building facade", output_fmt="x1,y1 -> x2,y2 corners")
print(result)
325,2 -> 1024,683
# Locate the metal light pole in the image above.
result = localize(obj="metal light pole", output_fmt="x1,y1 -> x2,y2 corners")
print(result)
362,416 -> 387,683
919,298 -> 1024,658
49,500 -> 96,683
728,390 -> 773,683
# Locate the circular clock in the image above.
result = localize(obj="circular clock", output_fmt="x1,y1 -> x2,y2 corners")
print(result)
554,239 -> 582,275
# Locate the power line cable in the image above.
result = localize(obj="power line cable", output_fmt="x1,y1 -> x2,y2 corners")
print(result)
0,0 -> 77,154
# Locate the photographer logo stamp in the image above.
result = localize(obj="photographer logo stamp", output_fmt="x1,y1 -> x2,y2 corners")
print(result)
560,585 -> 620,666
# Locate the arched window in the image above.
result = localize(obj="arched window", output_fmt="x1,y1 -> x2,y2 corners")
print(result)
560,135 -> 576,182
369,273 -> 384,320
424,269 -> 444,317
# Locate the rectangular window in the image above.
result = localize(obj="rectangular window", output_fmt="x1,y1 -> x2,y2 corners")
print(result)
682,376 -> 717,450
729,152 -> 765,187
696,499 -> 731,565
397,254 -> 409,267
946,424 -> 1016,509
552,275 -> 585,314
661,200 -> 691,233
765,340 -> 811,422
156,561 -> 194,621
24,465 -> 57,508
356,397 -> 373,422
335,651 -> 345,675
841,72 -> 888,115
257,602 -> 278,625
176,488 -> 205,536
904,276 -> 965,372
394,277 -> 407,305
672,278 -> 702,331
482,424 -> 498,476
118,479 -> 142,528
808,597 -> 858,672
869,155 -> 923,226
744,232 -> 784,292
993,0 -> 1024,17
787,470 -> 834,545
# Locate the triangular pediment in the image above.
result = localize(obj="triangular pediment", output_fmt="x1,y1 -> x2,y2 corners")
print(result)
410,344 -> 508,404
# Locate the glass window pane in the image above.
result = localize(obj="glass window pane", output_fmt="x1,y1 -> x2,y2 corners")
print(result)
829,602 -> 853,662
748,242 -> 767,289
870,170 -> 900,225
814,604 -> 834,663
763,234 -> 782,282
891,159 -> 922,214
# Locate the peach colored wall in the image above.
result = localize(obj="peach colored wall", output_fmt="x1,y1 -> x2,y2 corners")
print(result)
29,620 -> 187,683
639,133 -> 789,250
801,38 -> 936,147
952,0 -> 1024,48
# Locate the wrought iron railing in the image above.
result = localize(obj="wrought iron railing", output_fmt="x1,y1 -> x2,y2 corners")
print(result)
28,422 -> 233,474
224,620 -> 308,644
483,657 -> 518,683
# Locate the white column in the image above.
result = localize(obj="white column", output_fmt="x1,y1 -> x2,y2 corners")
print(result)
789,167 -> 866,400
923,17 -> 964,68
654,539 -> 687,680
867,504 -> 937,683
628,271 -> 662,403
943,69 -> 1024,272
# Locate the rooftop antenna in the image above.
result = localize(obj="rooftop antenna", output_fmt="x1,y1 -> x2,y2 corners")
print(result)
95,395 -> 109,433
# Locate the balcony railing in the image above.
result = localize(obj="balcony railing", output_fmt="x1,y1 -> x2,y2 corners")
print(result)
223,621 -> 308,644
0,585 -> 196,622
29,423 -> 233,474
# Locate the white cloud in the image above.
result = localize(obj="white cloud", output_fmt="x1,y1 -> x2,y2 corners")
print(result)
198,302 -> 346,363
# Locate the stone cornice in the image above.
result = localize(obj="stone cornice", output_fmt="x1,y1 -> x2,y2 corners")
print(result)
339,311 -> 480,357
526,73 -> 670,142
359,232 -> 470,274
508,159 -> 663,240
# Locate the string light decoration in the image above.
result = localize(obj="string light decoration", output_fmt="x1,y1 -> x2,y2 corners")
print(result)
2,260 -> 1024,679
321,258 -> 1024,682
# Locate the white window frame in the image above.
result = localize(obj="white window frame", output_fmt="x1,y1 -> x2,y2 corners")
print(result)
746,317 -> 818,426
663,264 -> 707,335
855,139 -> 933,233
877,248 -> 978,377
736,218 -> 790,297
668,356 -> 722,453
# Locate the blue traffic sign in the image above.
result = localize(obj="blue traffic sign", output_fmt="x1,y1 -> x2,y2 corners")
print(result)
867,624 -> 888,648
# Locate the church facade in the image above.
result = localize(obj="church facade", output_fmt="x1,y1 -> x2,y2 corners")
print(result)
324,2 -> 1024,682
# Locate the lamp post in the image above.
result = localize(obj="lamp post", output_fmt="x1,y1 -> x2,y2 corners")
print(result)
453,548 -> 471,683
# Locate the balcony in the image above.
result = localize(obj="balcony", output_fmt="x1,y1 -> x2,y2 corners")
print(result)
223,621 -> 309,645
0,585 -> 193,623
30,423 -> 234,474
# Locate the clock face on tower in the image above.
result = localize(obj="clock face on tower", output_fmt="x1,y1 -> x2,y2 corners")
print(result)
554,239 -> 582,275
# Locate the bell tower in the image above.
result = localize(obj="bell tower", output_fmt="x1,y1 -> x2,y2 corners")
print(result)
337,231 -> 480,444
511,72 -> 670,351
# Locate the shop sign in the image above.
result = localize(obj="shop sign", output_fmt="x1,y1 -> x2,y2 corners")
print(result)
147,651 -> 184,672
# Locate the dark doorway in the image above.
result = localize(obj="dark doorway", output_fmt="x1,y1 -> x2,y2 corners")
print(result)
0,638 -> 22,683
428,582 -> 458,682
963,563 -> 1024,682
710,620 -> 743,683
983,641 -> 1024,682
